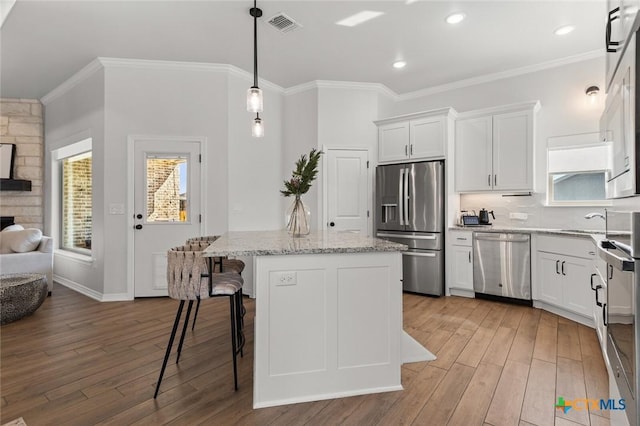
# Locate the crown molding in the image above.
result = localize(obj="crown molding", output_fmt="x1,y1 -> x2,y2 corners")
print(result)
41,57 -> 284,105
398,49 -> 605,101
41,58 -> 103,105
42,50 -> 603,106
284,80 -> 397,99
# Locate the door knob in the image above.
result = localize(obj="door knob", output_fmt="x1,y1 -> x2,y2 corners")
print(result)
136,214 -> 143,219
329,222 -> 335,227
135,224 -> 143,230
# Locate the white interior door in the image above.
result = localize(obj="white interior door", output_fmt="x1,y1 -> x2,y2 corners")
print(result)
325,148 -> 369,235
133,139 -> 201,297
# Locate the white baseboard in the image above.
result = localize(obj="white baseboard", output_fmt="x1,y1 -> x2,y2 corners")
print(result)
448,288 -> 475,298
252,384 -> 403,409
533,300 -> 595,328
54,275 -> 132,302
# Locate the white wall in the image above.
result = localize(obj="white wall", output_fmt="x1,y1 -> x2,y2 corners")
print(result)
316,86 -> 386,231
44,68 -> 106,295
227,73 -> 283,232
44,60 -> 287,299
282,89 -> 319,229
103,65 -> 232,296
389,56 -> 626,230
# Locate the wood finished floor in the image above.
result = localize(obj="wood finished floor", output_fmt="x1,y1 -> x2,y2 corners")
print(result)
1,286 -> 610,426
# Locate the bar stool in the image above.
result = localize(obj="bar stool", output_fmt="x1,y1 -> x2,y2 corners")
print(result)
182,240 -> 246,331
153,246 -> 245,398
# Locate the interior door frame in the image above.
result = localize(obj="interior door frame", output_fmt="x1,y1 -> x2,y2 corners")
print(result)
126,135 -> 207,299
321,145 -> 372,236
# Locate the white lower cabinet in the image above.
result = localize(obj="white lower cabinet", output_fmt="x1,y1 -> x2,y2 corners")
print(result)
590,264 -> 607,356
534,235 -> 596,323
446,230 -> 474,297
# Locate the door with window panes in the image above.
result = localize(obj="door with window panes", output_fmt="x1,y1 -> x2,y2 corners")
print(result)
133,138 -> 202,297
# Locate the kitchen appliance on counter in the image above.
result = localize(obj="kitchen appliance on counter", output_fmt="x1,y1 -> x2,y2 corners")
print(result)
600,28 -> 640,198
597,211 -> 639,426
473,232 -> 532,304
479,209 -> 495,225
376,160 -> 444,296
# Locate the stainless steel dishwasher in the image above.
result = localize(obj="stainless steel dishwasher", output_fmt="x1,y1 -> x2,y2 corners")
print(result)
473,232 -> 531,304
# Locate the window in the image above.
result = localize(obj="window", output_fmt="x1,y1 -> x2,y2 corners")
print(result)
56,139 -> 92,254
145,155 -> 188,222
547,133 -> 609,206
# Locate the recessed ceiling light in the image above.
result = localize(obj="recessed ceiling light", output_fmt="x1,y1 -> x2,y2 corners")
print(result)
554,25 -> 575,36
445,13 -> 465,24
393,61 -> 407,69
336,11 -> 384,27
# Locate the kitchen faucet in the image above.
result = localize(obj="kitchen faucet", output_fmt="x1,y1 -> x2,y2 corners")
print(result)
585,212 -> 606,220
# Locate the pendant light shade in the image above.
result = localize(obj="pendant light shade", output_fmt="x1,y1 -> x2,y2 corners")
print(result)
247,86 -> 263,112
252,114 -> 264,138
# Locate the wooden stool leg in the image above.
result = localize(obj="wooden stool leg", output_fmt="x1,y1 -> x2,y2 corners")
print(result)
154,300 -> 185,398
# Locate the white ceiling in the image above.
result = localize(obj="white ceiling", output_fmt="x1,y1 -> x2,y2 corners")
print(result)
0,0 -> 606,100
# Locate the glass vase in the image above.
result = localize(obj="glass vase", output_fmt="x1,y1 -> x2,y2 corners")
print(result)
285,195 -> 311,237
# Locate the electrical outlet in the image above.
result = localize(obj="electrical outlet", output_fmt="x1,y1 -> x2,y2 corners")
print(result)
510,212 -> 528,220
275,271 -> 297,286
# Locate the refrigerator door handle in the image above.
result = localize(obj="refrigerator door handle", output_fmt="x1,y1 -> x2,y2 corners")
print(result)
398,168 -> 404,226
404,167 -> 410,225
377,233 -> 436,240
404,251 -> 437,257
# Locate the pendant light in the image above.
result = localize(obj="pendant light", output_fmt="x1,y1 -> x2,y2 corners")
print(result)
252,114 -> 264,137
248,0 -> 264,137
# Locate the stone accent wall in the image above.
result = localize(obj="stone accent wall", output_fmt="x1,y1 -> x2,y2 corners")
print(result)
62,156 -> 92,249
0,99 -> 44,230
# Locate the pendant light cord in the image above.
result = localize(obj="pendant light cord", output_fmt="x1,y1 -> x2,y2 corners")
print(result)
253,0 -> 258,88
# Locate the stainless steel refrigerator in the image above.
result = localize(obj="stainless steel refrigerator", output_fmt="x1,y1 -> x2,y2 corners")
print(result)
375,161 -> 444,296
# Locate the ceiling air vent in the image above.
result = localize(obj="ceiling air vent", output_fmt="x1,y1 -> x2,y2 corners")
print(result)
267,12 -> 302,34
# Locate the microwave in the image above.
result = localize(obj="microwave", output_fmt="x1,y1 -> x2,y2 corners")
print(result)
601,30 -> 640,198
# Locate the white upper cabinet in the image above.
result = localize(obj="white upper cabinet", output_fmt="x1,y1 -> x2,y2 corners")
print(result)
375,108 -> 455,164
409,116 -> 445,159
455,116 -> 493,191
455,101 -> 539,193
377,121 -> 410,163
605,0 -> 639,90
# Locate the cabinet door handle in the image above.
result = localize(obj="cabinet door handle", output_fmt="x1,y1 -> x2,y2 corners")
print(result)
468,251 -> 471,263
595,285 -> 603,307
488,174 -> 491,187
561,261 -> 566,275
590,273 -> 598,291
405,145 -> 408,156
606,7 -> 621,53
555,260 -> 560,274
608,264 -> 614,280
603,303 -> 607,326
410,144 -> 414,155
494,174 -> 497,186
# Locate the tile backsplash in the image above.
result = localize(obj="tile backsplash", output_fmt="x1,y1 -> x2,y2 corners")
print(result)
460,193 -> 608,232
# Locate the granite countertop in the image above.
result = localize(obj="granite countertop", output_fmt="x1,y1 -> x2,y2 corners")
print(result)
449,225 -> 605,238
203,230 -> 408,257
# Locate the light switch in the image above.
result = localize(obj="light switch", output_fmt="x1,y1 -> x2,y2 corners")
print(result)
109,203 -> 125,215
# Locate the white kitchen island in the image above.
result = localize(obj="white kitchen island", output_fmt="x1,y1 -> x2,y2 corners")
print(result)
203,230 -> 428,409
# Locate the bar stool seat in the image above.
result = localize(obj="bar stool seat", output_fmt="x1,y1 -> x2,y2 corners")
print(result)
210,272 -> 243,295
